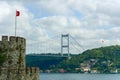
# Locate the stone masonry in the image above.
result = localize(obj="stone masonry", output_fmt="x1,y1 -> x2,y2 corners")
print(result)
0,36 -> 39,80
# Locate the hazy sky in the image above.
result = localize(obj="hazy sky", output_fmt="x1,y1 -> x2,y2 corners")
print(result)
0,0 -> 120,54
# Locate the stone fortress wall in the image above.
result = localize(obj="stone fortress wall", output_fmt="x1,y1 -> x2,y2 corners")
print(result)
0,36 -> 39,80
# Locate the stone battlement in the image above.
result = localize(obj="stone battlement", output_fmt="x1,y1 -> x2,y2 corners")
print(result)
0,36 -> 26,68
1,36 -> 25,42
26,67 -> 39,74
0,36 -> 39,80
0,36 -> 26,52
0,67 -> 39,80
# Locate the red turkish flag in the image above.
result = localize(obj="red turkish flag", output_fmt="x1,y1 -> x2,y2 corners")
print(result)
16,10 -> 20,16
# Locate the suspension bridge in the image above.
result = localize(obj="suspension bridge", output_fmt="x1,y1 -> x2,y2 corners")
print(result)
26,34 -> 85,57
26,34 -> 84,68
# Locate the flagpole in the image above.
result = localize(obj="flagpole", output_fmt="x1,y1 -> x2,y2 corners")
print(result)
15,10 -> 20,36
15,10 -> 17,36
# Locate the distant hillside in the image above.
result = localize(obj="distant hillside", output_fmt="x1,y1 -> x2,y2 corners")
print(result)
26,54 -> 68,69
79,45 -> 120,65
26,45 -> 120,73
55,45 -> 120,73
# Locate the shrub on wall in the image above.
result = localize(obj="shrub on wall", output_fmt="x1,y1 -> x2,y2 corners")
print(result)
0,54 -> 7,66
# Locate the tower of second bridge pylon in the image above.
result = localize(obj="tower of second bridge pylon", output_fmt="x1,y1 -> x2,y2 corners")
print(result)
61,34 -> 70,57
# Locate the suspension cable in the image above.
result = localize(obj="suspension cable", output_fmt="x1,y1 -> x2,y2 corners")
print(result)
69,34 -> 85,51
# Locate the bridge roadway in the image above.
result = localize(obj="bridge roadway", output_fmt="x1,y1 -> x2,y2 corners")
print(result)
27,53 -> 69,58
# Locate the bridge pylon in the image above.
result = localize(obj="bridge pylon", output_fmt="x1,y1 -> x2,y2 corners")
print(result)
61,34 -> 70,57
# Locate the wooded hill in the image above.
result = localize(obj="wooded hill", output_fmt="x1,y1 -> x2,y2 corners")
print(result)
55,45 -> 120,73
26,45 -> 120,73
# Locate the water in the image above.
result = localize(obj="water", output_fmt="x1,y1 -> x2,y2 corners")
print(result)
40,73 -> 120,80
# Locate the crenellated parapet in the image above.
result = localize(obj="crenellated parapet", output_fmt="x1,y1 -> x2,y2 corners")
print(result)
0,35 -> 39,80
0,67 -> 39,80
0,36 -> 26,68
26,67 -> 40,80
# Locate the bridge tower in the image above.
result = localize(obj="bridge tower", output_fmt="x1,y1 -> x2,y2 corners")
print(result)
61,34 -> 70,56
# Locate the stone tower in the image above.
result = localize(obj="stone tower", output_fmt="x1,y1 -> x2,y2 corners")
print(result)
0,36 -> 39,80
